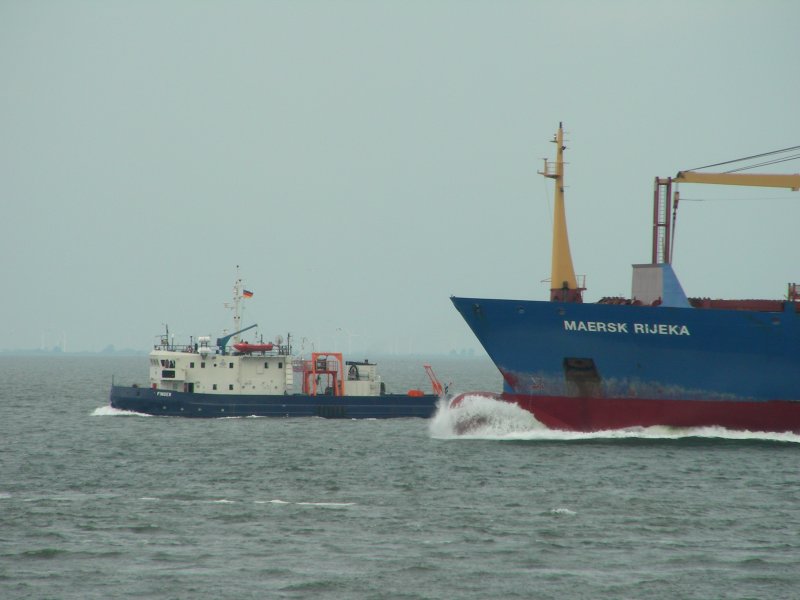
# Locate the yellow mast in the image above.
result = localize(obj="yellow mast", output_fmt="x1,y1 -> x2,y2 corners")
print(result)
539,122 -> 583,302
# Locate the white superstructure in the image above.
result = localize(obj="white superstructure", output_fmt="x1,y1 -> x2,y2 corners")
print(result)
149,347 -> 293,395
146,271 -> 386,398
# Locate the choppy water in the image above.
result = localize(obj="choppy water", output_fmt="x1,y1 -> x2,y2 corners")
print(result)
2,355 -> 800,599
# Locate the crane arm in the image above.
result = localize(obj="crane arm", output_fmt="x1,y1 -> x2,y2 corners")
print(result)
423,364 -> 445,397
216,323 -> 258,355
674,170 -> 800,191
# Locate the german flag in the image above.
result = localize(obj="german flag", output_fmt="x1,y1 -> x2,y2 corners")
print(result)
243,289 -> 254,298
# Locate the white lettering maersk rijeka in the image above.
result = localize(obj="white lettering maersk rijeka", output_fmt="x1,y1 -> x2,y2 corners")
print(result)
563,320 -> 690,336
564,320 -> 628,333
633,323 -> 690,336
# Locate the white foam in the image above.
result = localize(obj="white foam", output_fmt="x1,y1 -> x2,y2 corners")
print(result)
429,393 -> 544,439
550,507 -> 577,516
430,393 -> 800,443
91,405 -> 149,417
257,499 -> 354,507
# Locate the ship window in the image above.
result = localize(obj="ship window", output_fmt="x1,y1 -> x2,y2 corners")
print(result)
229,384 -> 234,390
190,362 -> 195,369
229,362 -> 233,369
162,369 -> 175,379
264,362 -> 269,368
201,362 -> 206,368
278,362 -> 283,369
213,384 -> 217,390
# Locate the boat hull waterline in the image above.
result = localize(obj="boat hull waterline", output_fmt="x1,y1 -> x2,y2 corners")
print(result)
110,385 -> 440,419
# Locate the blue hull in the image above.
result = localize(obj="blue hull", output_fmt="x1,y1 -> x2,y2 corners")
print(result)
451,296 -> 800,431
110,385 -> 440,419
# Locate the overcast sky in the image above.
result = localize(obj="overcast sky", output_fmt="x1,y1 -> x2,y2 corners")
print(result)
2,1 -> 799,354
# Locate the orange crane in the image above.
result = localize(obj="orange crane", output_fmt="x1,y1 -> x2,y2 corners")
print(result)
423,364 -> 445,397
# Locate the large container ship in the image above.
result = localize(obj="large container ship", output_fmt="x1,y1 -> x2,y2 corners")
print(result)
451,124 -> 800,432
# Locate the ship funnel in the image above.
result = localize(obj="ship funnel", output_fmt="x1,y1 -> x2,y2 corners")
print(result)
538,123 -> 583,302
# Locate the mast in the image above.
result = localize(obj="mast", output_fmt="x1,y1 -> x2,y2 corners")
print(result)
539,122 -> 583,302
225,266 -> 244,344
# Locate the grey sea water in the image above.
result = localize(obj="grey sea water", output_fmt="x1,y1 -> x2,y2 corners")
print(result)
2,355 -> 800,599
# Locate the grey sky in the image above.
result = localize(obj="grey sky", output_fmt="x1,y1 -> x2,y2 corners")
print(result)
2,1 -> 799,354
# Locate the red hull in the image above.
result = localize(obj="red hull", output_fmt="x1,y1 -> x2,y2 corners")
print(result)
504,393 -> 800,433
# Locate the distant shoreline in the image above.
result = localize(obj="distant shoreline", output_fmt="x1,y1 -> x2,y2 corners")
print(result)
0,350 -> 485,359
0,350 -> 146,357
